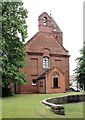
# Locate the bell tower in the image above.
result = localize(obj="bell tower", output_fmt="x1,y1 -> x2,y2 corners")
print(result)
38,12 -> 52,32
38,12 -> 63,45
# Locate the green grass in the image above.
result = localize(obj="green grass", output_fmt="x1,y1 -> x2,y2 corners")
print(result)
2,92 -> 84,118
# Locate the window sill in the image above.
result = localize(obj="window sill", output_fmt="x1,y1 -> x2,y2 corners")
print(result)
32,84 -> 37,86
43,68 -> 50,70
51,87 -> 60,89
31,74 -> 38,76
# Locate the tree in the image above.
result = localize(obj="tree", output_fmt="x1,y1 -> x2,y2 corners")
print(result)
1,1 -> 28,96
74,46 -> 85,90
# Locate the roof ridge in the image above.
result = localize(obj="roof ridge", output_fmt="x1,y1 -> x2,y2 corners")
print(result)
25,32 -> 39,46
51,17 -> 62,32
38,12 -> 51,18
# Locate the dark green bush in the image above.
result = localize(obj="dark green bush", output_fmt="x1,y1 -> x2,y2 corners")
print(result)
2,87 -> 13,97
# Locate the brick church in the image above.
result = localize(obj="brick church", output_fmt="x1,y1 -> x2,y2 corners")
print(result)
16,12 -> 70,94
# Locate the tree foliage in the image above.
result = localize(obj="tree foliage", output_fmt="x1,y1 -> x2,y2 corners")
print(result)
1,1 -> 28,91
74,47 -> 85,89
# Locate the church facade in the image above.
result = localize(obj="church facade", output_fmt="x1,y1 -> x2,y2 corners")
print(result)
16,12 -> 70,94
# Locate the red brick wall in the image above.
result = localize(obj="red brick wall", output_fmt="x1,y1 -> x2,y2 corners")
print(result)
17,12 -> 70,94
46,68 -> 65,93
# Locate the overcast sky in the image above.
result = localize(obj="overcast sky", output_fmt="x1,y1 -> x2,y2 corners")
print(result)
22,0 -> 84,76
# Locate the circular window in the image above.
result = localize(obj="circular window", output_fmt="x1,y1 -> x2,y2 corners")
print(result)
32,79 -> 37,85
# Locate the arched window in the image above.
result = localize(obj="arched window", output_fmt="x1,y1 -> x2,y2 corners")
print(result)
43,17 -> 47,26
43,57 -> 49,69
52,73 -> 59,88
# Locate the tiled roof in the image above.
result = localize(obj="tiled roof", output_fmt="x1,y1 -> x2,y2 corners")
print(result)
51,17 -> 62,32
37,69 -> 50,80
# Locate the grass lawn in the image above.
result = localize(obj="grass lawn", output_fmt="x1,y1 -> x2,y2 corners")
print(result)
2,92 -> 84,118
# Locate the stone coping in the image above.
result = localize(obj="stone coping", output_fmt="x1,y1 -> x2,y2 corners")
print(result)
41,94 -> 85,115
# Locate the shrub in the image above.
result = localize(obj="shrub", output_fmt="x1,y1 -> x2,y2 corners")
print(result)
2,87 -> 13,97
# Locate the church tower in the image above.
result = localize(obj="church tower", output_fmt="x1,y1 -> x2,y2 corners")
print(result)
38,12 -> 63,44
38,12 -> 52,32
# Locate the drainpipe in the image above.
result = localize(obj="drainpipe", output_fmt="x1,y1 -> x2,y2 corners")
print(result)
36,79 -> 38,93
45,75 -> 46,94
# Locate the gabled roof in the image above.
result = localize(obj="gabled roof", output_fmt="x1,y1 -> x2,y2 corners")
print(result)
25,12 -> 69,54
25,31 -> 69,54
37,69 -> 49,80
25,32 -> 39,46
46,66 -> 64,75
37,67 -> 64,80
51,17 -> 62,32
38,12 -> 51,19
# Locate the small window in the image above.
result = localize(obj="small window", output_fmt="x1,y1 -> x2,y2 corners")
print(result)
43,17 -> 47,25
56,36 -> 58,39
32,79 -> 37,85
40,81 -> 43,87
43,57 -> 49,69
